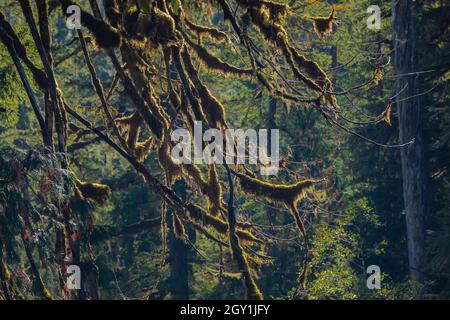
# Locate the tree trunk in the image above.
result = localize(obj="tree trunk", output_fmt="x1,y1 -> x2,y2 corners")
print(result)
167,210 -> 189,299
265,96 -> 277,225
392,0 -> 426,283
167,180 -> 190,299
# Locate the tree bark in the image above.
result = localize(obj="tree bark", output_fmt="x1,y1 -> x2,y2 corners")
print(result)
167,210 -> 189,299
265,96 -> 277,225
392,0 -> 426,283
167,181 -> 190,299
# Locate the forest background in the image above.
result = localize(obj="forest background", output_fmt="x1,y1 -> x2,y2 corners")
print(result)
0,0 -> 449,300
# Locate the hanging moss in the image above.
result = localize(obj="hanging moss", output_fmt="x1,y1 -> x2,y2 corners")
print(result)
173,213 -> 187,240
247,5 -> 281,41
183,164 -> 209,192
290,48 -> 331,90
0,13 -> 49,90
150,6 -> 178,46
311,8 -> 337,38
0,258 -> 11,281
120,47 -> 167,141
248,6 -> 324,93
115,112 -> 143,150
186,204 -> 262,244
199,83 -> 228,130
149,92 -> 171,133
158,140 -> 183,184
75,180 -> 111,205
135,137 -> 153,162
181,48 -> 228,129
372,68 -> 384,85
123,5 -> 141,38
235,171 -> 315,292
165,67 -> 195,135
185,19 -> 229,42
184,36 -> 252,76
179,92 -> 196,134
256,72 -> 274,91
262,0 -> 288,22
114,112 -> 135,132
245,3 -> 340,115
235,172 -> 317,207
72,183 -> 84,200
207,165 -> 222,216
59,0 -> 121,48
122,4 -> 177,47
41,287 -> 54,300
168,0 -> 184,17
237,0 -> 288,23
235,171 -> 318,258
182,164 -> 229,217
245,253 -> 263,277
381,102 -> 392,126
123,6 -> 150,42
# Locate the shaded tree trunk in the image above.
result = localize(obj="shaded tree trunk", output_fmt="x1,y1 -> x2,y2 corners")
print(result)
392,0 -> 426,283
265,96 -> 277,224
167,181 -> 190,299
167,210 -> 189,299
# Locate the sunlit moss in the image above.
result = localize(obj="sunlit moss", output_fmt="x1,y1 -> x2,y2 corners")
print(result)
75,180 -> 111,205
373,68 -> 384,85
135,137 -> 153,162
186,204 -> 262,244
59,0 -> 121,49
381,102 -> 392,126
173,213 -> 187,240
185,19 -> 229,42
207,165 -> 222,216
311,8 -> 337,38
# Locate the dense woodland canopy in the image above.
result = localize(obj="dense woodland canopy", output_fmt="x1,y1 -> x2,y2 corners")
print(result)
0,0 -> 449,300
